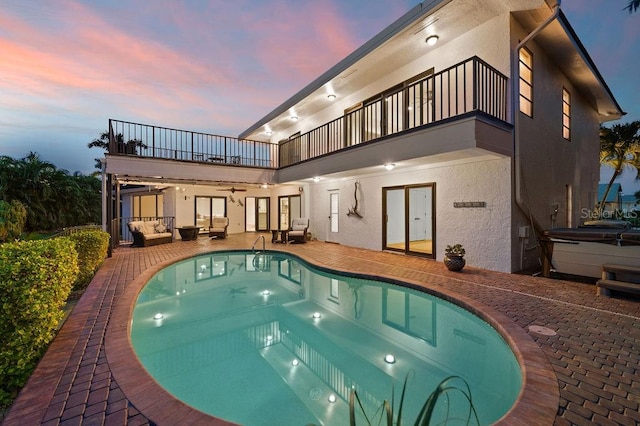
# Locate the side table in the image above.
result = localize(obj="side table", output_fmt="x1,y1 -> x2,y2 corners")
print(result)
178,226 -> 201,241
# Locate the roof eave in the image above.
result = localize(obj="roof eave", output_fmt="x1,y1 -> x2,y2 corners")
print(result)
238,0 -> 452,139
557,10 -> 625,122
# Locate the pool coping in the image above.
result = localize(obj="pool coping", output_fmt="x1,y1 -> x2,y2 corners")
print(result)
105,249 -> 559,425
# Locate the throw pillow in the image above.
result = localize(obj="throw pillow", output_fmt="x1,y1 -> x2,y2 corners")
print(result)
155,223 -> 167,233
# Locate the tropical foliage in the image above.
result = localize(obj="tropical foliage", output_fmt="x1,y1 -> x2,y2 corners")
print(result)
625,0 -> 639,13
0,152 -> 101,232
0,238 -> 78,406
349,374 -> 479,425
88,131 -> 146,170
598,121 -> 640,215
67,230 -> 110,291
0,200 -> 27,243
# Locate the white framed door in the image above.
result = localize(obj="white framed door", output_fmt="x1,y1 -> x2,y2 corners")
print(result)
328,191 -> 339,242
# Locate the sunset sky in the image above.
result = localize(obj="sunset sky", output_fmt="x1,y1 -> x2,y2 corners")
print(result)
1,0 -> 638,190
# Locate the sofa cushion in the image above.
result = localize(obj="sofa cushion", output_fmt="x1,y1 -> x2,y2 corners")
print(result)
128,221 -> 145,233
145,232 -> 172,240
140,220 -> 159,235
154,223 -> 167,233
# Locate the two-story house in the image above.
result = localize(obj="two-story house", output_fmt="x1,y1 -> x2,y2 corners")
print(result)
104,0 -> 623,273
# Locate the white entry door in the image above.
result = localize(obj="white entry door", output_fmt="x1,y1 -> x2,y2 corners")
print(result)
328,191 -> 339,242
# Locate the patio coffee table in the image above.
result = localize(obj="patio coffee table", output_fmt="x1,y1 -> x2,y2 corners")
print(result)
178,226 -> 201,241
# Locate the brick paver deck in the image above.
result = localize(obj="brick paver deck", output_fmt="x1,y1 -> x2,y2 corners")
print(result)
3,234 -> 640,425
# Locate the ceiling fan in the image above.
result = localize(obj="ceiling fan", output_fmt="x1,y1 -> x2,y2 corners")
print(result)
217,186 -> 247,193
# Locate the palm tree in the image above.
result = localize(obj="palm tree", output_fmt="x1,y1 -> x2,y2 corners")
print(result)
598,121 -> 640,215
88,131 -> 147,170
625,0 -> 640,13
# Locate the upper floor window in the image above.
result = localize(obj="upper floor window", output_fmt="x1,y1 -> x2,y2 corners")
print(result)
519,48 -> 533,116
562,88 -> 571,140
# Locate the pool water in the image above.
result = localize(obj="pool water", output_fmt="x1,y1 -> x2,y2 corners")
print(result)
131,251 -> 521,425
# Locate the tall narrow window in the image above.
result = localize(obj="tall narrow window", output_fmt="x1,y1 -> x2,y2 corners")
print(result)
562,88 -> 571,140
519,48 -> 533,116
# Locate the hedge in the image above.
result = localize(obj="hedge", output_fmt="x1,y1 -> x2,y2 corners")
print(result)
67,230 -> 110,291
0,238 -> 78,406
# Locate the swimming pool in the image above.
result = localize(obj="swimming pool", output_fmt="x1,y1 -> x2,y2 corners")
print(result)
130,251 -> 522,425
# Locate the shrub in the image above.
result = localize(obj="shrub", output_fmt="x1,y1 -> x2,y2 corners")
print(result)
66,230 -> 110,291
0,238 -> 78,407
0,200 -> 27,243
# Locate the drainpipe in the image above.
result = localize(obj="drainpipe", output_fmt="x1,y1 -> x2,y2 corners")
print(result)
512,0 -> 561,272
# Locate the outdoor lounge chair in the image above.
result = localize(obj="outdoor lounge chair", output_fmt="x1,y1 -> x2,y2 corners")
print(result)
288,218 -> 309,243
209,217 -> 229,239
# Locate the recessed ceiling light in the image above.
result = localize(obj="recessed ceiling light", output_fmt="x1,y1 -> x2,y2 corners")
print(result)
426,35 -> 439,46
384,163 -> 396,170
266,131 -> 273,136
313,176 -> 321,182
384,354 -> 396,364
153,313 -> 164,320
327,94 -> 336,101
328,395 -> 337,403
312,312 -> 321,319
291,115 -> 299,121
262,290 -> 270,296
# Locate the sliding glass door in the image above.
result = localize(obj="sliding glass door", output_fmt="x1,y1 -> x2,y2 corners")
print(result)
383,184 -> 435,257
245,197 -> 270,232
195,196 -> 226,231
278,195 -> 301,230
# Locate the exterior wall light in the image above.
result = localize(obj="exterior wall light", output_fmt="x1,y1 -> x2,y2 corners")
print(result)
425,35 -> 439,46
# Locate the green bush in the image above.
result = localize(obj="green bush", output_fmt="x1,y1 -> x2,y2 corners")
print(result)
67,230 -> 110,291
0,200 -> 27,243
0,238 -> 78,407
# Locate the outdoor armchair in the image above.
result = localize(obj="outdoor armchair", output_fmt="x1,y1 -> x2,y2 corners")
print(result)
209,217 -> 229,239
288,218 -> 309,243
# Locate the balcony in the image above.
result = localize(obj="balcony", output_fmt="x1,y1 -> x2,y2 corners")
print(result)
108,56 -> 508,172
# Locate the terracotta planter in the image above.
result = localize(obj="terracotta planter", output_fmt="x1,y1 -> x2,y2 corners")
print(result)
444,254 -> 466,271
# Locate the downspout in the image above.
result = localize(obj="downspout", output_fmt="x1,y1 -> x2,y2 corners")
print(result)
512,0 -> 561,272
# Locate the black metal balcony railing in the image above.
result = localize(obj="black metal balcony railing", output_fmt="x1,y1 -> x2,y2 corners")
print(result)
279,56 -> 508,167
109,56 -> 507,170
108,120 -> 278,168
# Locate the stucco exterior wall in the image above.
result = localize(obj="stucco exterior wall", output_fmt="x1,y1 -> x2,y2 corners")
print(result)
509,18 -> 603,271
307,156 -> 512,272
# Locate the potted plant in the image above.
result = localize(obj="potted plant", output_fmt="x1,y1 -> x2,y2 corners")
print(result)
444,244 -> 466,271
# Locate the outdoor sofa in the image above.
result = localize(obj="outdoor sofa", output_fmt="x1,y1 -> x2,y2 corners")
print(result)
128,220 -> 173,247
